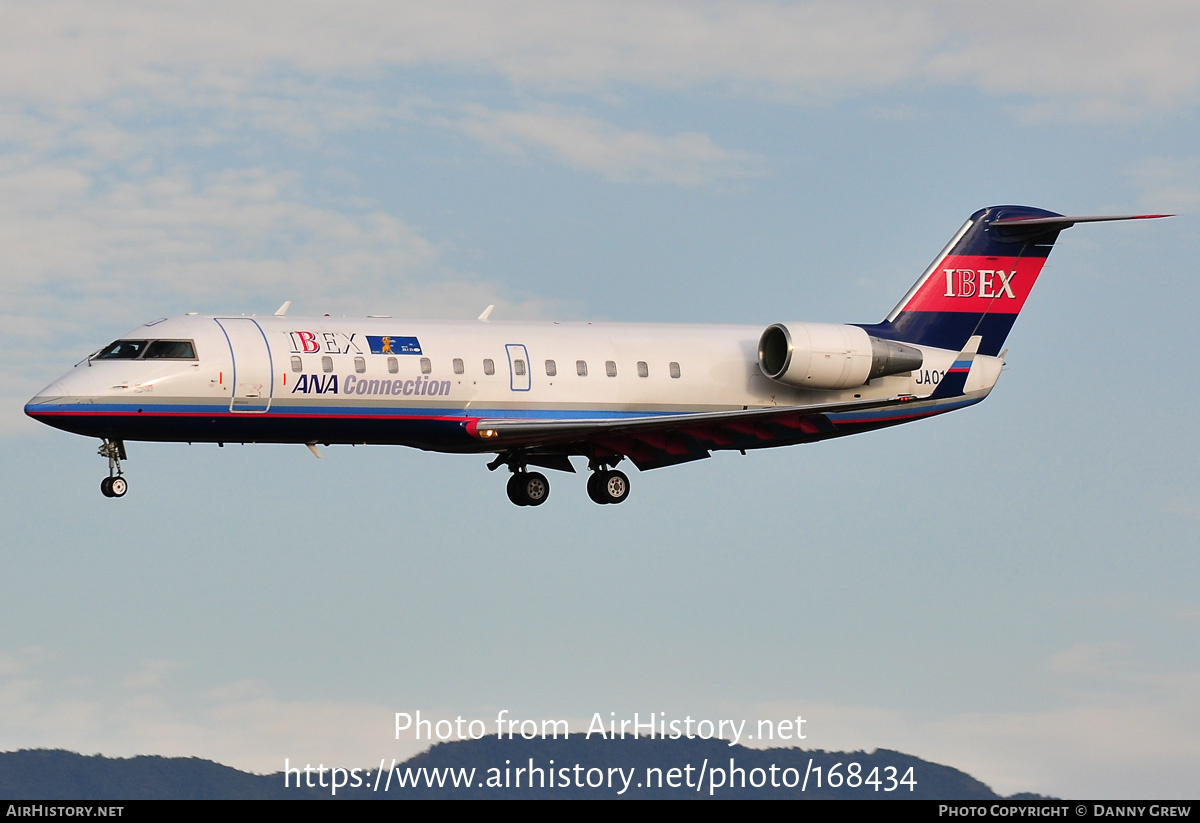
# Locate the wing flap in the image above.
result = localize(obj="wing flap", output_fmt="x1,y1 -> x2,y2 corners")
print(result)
470,395 -> 907,445
469,394 -> 927,469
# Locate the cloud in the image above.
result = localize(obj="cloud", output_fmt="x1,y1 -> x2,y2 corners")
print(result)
927,1 -> 1200,121
123,660 -> 187,690
0,166 -> 440,315
0,2 -> 939,105
744,679 -> 1200,798
0,647 -> 56,678
4,2 -> 1197,129
1046,642 -> 1132,676
1126,156 -> 1200,213
0,653 -> 444,773
452,105 -> 763,185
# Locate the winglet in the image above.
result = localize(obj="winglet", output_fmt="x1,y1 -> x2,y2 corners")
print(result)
930,335 -> 981,399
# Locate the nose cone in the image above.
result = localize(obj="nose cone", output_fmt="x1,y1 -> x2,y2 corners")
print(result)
26,379 -> 69,415
25,372 -> 90,433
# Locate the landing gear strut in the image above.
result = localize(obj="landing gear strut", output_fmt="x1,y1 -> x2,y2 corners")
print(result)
98,439 -> 128,498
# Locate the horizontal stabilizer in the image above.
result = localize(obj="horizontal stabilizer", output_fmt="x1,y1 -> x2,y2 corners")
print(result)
992,213 -> 1172,230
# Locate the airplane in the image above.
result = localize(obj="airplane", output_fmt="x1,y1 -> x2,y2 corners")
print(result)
25,205 -> 1168,506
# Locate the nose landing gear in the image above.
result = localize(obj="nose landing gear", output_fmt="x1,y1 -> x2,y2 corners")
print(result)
98,439 -> 128,498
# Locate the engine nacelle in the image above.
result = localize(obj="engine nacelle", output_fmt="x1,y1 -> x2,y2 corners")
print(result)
757,322 -> 923,390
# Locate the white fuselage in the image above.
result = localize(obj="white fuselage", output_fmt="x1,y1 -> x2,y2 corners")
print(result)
26,314 -> 1001,453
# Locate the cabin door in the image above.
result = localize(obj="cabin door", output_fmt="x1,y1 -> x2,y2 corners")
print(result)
215,318 -> 274,412
505,344 -> 531,392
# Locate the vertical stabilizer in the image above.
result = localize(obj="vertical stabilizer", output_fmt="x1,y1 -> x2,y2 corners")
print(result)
859,207 -> 1170,357
860,205 -> 1063,356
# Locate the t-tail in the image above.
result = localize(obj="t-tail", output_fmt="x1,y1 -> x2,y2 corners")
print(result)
858,205 -> 1170,357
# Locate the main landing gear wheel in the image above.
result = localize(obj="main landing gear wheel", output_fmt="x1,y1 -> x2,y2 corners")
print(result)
587,469 -> 630,505
507,472 -> 550,506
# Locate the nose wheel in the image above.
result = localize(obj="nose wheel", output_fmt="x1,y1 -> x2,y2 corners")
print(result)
98,439 -> 128,499
100,476 -> 128,498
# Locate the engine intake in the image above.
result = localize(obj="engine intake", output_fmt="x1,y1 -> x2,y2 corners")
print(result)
758,322 -> 922,390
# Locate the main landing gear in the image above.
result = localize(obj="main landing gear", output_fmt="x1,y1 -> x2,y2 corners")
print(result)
98,439 -> 128,498
586,468 -> 630,505
507,470 -> 551,507
490,452 -> 631,506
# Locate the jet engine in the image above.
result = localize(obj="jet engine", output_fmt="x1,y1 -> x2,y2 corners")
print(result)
757,322 -> 922,390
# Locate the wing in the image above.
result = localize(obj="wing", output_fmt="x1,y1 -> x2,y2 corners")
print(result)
467,393 -> 938,471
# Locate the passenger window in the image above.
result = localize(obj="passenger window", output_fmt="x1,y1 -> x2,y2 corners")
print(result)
388,357 -> 398,374
453,358 -> 464,375
290,356 -> 302,372
637,361 -> 648,378
322,356 -> 333,373
354,356 -> 366,374
514,359 -> 526,376
669,361 -> 681,378
420,357 -> 431,374
545,360 -> 556,377
606,360 -> 617,377
576,360 -> 588,377
483,359 -> 495,376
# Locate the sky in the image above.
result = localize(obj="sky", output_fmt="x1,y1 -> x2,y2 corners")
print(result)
2,0 -> 1198,799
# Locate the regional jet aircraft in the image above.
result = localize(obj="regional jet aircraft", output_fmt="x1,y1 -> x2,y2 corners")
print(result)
25,206 -> 1167,505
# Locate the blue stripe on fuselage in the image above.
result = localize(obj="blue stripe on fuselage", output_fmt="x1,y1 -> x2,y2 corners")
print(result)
24,399 -> 686,421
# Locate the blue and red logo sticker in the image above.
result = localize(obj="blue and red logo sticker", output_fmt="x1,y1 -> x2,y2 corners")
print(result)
367,336 -> 422,355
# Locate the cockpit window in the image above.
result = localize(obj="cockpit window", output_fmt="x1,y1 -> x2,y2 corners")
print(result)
94,339 -> 197,360
95,340 -> 149,359
144,340 -> 196,359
